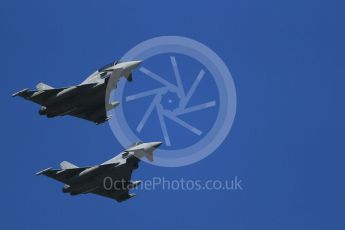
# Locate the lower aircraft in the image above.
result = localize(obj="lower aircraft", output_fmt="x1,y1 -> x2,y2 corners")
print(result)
36,141 -> 162,202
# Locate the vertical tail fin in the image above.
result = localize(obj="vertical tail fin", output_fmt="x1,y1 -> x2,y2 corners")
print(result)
60,161 -> 78,169
36,82 -> 54,91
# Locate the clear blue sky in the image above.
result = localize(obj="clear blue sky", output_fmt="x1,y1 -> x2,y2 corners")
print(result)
1,0 -> 345,229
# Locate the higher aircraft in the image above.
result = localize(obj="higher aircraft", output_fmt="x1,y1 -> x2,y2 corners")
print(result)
13,60 -> 142,124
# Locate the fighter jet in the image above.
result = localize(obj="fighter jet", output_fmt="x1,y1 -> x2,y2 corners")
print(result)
36,141 -> 162,202
12,60 -> 142,124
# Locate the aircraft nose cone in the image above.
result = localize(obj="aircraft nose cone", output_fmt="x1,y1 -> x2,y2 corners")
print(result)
128,60 -> 142,69
144,142 -> 162,151
150,142 -> 163,149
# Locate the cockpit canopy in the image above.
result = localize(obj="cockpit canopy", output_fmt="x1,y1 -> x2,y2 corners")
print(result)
98,60 -> 120,72
127,141 -> 143,149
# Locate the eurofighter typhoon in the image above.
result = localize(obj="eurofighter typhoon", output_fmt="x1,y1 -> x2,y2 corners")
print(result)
36,141 -> 162,202
13,60 -> 142,124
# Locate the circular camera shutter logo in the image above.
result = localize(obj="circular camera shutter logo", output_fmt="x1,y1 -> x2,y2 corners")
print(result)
108,36 -> 236,167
